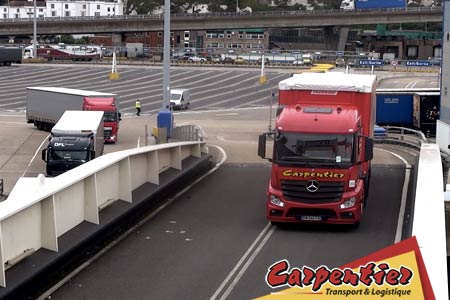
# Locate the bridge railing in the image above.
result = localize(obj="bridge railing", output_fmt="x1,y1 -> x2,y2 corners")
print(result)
0,140 -> 207,287
0,6 -> 441,22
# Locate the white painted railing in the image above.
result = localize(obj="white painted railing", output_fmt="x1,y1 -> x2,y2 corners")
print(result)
413,143 -> 448,300
0,141 -> 207,287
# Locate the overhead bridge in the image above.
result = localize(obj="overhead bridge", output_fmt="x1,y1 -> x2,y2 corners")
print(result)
0,7 -> 443,36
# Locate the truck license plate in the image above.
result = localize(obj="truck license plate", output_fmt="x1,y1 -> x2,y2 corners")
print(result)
300,216 -> 323,221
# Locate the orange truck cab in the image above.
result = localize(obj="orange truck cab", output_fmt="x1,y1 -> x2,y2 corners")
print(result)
258,72 -> 377,226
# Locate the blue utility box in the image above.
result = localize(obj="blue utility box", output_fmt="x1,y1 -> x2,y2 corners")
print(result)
157,110 -> 173,138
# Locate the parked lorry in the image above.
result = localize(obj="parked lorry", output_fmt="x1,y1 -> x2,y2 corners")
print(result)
42,111 -> 104,176
341,0 -> 406,9
376,92 -> 414,126
0,47 -> 22,66
23,44 -> 102,61
258,72 -> 376,226
26,87 -> 120,143
413,92 -> 440,137
376,88 -> 440,128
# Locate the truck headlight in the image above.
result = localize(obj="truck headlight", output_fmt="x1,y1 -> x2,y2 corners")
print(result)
340,196 -> 356,209
348,180 -> 356,188
270,195 -> 284,207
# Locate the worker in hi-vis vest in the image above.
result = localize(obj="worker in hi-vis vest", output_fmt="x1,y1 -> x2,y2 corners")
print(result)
135,99 -> 141,116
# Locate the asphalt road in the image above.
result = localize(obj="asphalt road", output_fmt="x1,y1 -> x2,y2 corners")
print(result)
0,64 -> 424,299
46,162 -> 406,300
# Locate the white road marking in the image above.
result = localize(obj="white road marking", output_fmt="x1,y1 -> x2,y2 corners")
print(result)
21,133 -> 50,177
377,148 -> 411,243
210,223 -> 275,300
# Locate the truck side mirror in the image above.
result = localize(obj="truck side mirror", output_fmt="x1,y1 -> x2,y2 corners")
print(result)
258,134 -> 267,159
364,138 -> 374,161
41,149 -> 47,162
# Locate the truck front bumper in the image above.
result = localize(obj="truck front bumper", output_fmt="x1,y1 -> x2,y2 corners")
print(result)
266,182 -> 363,225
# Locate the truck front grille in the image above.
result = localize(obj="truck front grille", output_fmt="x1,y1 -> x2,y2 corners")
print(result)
281,180 -> 344,204
104,129 -> 112,139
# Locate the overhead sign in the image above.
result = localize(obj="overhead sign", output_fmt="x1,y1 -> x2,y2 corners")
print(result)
359,59 -> 383,66
406,61 -> 431,67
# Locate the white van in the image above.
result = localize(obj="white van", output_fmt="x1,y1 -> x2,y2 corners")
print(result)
170,88 -> 190,110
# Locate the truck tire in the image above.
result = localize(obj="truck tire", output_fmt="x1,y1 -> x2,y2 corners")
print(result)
5,62 -> 11,66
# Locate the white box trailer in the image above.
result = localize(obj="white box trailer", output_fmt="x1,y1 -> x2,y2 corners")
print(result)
26,87 -> 119,139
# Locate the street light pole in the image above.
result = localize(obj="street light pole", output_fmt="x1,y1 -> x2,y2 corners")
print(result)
236,0 -> 238,13
156,0 -> 173,141
33,0 -> 37,58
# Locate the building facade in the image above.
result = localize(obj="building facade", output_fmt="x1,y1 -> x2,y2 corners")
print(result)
0,0 -> 123,19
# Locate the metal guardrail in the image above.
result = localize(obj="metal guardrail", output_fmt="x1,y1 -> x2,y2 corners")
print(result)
171,125 -> 207,142
374,126 -> 428,150
0,140 -> 207,287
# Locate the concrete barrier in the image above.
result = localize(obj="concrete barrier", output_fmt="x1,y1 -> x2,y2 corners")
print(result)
0,140 -> 209,295
413,143 -> 448,300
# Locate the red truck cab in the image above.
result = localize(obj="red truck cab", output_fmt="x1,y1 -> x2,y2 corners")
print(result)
83,97 -> 120,143
258,73 -> 377,226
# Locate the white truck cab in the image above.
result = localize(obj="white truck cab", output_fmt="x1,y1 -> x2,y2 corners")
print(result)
340,0 -> 354,10
170,88 -> 190,110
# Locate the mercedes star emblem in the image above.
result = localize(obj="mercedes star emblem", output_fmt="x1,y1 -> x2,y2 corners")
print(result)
305,180 -> 319,193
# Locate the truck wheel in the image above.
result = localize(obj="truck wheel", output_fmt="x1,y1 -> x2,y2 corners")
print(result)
5,62 -> 11,66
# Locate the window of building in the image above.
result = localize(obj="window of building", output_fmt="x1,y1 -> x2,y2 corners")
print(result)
239,34 -> 243,39
95,11 -> 100,16
184,31 -> 190,40
226,34 -> 232,39
228,43 -> 243,48
206,42 -> 224,48
15,14 -> 19,18
81,11 -> 86,16
406,46 -> 418,58
65,11 -> 70,16
51,11 -> 56,16
218,33 -> 224,38
65,4 -> 68,9
107,7 -> 110,12
246,33 -> 264,39
3,14 -> 6,18
3,8 -> 6,12
51,4 -> 54,8
158,32 -> 162,37
184,42 -> 189,48
82,4 -> 86,9
97,5 -> 100,9
39,8 -> 43,12
16,9 -> 19,12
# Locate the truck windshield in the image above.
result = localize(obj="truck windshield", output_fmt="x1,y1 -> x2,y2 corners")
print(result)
103,111 -> 117,122
50,150 -> 87,162
275,132 -> 354,164
170,93 -> 182,101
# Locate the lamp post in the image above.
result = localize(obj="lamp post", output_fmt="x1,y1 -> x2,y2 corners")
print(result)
156,0 -> 173,141
33,0 -> 37,58
236,0 -> 239,13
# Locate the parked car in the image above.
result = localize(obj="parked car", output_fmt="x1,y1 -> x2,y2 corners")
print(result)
292,59 -> 305,66
234,57 -> 246,64
206,55 -> 221,63
428,57 -> 442,66
188,56 -> 206,63
221,57 -> 235,64
335,58 -> 346,67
